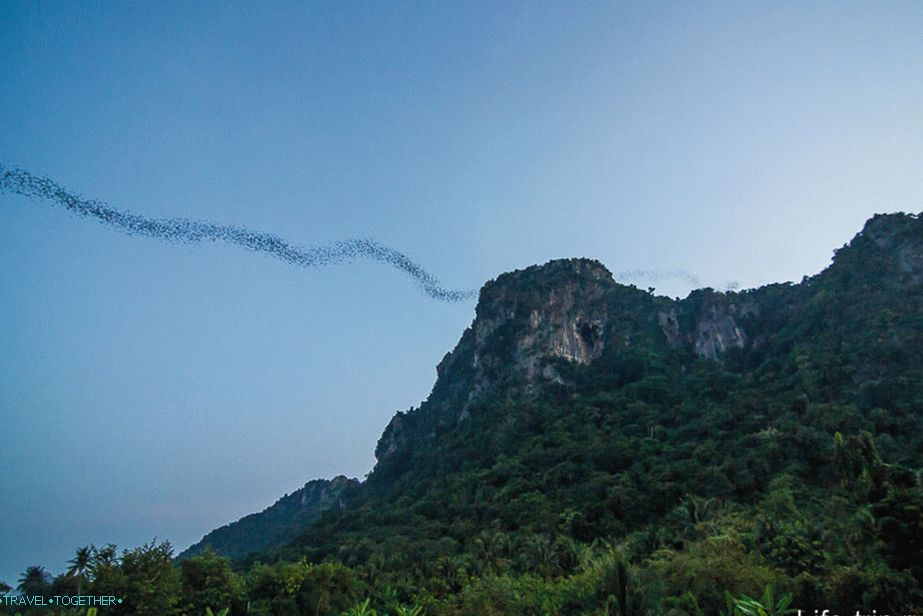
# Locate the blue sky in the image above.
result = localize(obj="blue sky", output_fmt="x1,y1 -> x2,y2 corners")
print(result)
1,0 -> 921,585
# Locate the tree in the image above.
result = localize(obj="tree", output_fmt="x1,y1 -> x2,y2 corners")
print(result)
522,534 -> 558,577
179,549 -> 244,616
472,530 -> 511,574
94,544 -> 119,568
88,544 -> 127,601
873,481 -> 923,586
18,565 -> 52,598
119,540 -> 181,616
67,545 -> 95,594
246,560 -> 361,616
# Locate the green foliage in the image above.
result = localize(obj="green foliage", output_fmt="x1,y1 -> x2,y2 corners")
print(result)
731,585 -> 794,616
14,215 -> 923,614
17,566 -> 51,599
341,598 -> 376,616
179,550 -> 244,616
179,478 -> 358,562
246,559 -> 361,616
119,541 -> 182,616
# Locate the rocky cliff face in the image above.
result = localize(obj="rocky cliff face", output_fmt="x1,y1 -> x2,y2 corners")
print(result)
376,259 -> 650,462
858,213 -> 923,286
435,259 -> 617,403
376,213 -> 923,466
658,290 -> 759,361
376,258 -> 761,463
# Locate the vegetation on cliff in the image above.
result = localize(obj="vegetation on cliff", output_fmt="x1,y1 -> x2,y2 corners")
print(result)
5,213 -> 923,615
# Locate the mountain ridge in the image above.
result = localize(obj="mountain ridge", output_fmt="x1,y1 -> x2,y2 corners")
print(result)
179,475 -> 358,561
182,213 -> 923,613
374,212 -> 923,471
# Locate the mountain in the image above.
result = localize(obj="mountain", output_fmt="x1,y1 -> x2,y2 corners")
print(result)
368,213 -> 923,486
189,212 -> 923,613
179,475 -> 358,562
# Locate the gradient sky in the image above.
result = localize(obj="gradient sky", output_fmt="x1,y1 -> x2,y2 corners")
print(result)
1,0 -> 922,585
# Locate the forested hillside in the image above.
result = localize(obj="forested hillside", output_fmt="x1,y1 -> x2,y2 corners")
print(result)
179,476 -> 358,562
6,213 -> 923,615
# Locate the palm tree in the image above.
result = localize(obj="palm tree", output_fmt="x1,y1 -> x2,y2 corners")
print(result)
473,530 -> 511,574
522,534 -> 558,577
68,545 -> 94,576
18,565 -> 51,597
681,493 -> 716,525
92,544 -> 119,570
598,552 -> 629,616
67,545 -> 95,594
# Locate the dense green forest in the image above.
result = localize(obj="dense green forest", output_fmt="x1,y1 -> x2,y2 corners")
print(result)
4,214 -> 923,615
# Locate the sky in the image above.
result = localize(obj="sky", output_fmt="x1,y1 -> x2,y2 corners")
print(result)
1,0 -> 922,586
